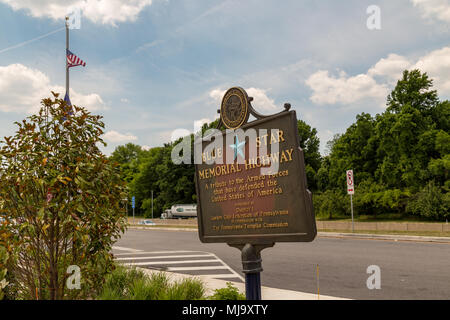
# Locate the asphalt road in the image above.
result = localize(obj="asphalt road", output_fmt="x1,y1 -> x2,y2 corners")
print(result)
114,228 -> 450,300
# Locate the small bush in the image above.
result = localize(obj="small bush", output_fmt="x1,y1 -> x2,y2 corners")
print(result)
98,266 -> 205,300
407,181 -> 450,220
313,190 -> 349,219
0,219 -> 16,300
99,265 -> 148,300
209,282 -> 246,300
164,278 -> 205,300
0,245 -> 8,300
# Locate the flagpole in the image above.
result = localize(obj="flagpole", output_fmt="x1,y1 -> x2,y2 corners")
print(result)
65,16 -> 69,97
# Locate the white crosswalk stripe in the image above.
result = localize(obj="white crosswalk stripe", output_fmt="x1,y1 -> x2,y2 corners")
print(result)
113,250 -> 243,282
115,254 -> 213,261
121,259 -> 222,266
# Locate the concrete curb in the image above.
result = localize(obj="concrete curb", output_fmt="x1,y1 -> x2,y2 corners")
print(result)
317,232 -> 450,243
128,226 -> 450,243
129,225 -> 197,232
136,267 -> 349,300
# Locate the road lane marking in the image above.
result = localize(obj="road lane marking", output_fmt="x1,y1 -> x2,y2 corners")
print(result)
167,266 -> 229,271
201,274 -> 243,279
113,249 -> 244,282
112,246 -> 143,252
208,252 -> 244,281
115,254 -> 214,261
114,250 -> 199,256
121,259 -> 221,266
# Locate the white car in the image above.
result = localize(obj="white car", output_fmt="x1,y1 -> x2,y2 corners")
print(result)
138,219 -> 156,226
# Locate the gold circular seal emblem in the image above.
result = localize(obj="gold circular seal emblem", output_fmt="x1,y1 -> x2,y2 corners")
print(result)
220,87 -> 250,129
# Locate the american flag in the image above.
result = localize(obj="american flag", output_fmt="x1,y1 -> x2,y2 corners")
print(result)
66,49 -> 86,68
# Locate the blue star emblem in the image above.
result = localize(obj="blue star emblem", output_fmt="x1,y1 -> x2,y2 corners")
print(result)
229,135 -> 245,160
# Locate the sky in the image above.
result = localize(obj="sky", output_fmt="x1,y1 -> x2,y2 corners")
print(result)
0,0 -> 449,155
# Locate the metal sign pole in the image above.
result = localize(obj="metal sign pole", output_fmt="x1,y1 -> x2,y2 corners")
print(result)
230,243 -> 274,300
151,190 -> 153,219
350,194 -> 354,233
132,196 -> 135,223
346,170 -> 355,232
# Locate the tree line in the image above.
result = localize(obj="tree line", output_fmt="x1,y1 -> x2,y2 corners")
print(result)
111,70 -> 449,221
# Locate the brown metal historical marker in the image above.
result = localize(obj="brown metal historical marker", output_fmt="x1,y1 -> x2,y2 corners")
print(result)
194,87 -> 316,299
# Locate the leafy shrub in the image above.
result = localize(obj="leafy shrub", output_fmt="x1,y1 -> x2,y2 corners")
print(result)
406,181 -> 450,220
0,95 -> 127,299
209,282 -> 246,300
164,278 -> 205,300
0,218 -> 16,300
98,266 -> 205,300
313,190 -> 349,219
0,245 -> 8,300
99,265 -> 148,299
351,180 -> 411,217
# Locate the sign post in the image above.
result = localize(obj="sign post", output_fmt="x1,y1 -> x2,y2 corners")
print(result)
123,198 -> 128,218
132,196 -> 135,223
346,170 -> 355,233
194,87 -> 317,300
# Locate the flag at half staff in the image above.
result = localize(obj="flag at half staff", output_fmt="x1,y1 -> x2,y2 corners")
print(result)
66,49 -> 86,68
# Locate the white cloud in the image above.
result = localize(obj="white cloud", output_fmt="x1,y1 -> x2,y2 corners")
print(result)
209,89 -> 226,102
0,0 -> 152,26
170,128 -> 190,142
209,87 -> 277,112
69,90 -> 105,110
413,47 -> 450,94
103,130 -> 137,143
141,145 -> 151,151
305,70 -> 388,106
306,46 -> 450,106
411,0 -> 450,23
368,54 -> 412,82
0,63 -> 106,113
317,129 -> 334,156
246,87 -> 277,112
194,118 -> 211,133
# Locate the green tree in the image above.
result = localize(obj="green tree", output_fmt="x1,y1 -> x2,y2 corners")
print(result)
321,69 -> 448,220
130,147 -> 165,216
0,94 -> 127,299
327,113 -> 378,190
387,69 -> 438,114
110,143 -> 148,184
297,120 -> 321,171
406,181 -> 449,220
297,119 -> 321,190
110,143 -> 143,165
376,70 -> 444,190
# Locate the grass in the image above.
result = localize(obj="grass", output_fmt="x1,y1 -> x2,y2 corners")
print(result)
99,266 -> 205,300
98,265 -> 245,300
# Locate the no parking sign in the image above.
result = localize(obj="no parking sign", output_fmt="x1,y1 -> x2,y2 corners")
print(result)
346,170 -> 354,195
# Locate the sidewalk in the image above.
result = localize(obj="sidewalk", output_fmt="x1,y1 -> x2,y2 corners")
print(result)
137,267 -> 349,300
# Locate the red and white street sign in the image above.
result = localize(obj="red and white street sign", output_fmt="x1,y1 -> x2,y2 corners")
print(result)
346,170 -> 354,195
46,191 -> 53,203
